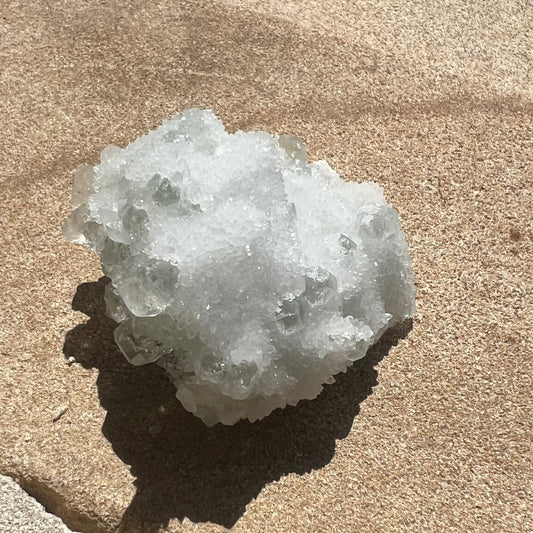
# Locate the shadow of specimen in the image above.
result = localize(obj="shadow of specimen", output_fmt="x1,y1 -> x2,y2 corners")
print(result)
64,277 -> 412,530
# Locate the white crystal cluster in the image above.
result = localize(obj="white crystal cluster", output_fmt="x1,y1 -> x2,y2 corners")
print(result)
63,109 -> 415,426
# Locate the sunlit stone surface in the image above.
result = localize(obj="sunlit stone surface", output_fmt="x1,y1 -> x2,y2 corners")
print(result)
63,109 -> 416,426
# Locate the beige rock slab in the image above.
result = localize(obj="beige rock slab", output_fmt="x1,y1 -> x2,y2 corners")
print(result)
1,1 -> 532,532
0,474 -> 80,533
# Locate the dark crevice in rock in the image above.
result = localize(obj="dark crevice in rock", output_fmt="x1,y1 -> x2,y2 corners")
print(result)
5,472 -> 109,533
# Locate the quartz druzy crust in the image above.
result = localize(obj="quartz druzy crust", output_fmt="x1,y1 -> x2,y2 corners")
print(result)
63,109 -> 416,426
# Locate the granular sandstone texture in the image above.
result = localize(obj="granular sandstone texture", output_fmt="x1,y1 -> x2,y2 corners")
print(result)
0,1 -> 532,533
0,474 -> 79,533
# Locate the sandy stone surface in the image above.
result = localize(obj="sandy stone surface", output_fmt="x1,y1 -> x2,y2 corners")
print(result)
1,1 -> 532,532
0,474 -> 79,533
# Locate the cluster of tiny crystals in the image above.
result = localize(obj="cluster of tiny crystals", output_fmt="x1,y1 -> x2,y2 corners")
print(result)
63,109 -> 416,426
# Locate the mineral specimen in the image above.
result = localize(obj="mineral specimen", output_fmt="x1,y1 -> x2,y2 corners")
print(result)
63,109 -> 416,426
